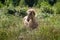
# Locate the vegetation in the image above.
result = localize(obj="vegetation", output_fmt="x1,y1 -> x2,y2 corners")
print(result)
0,0 -> 60,40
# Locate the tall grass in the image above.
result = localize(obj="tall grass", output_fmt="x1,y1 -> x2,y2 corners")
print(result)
0,1 -> 60,40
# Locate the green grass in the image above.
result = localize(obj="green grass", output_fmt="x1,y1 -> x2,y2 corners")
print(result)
0,2 -> 60,40
0,8 -> 60,40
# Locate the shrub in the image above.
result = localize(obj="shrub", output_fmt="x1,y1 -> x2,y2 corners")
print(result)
0,0 -> 5,4
37,2 -> 56,18
19,0 -> 26,7
48,0 -> 57,6
55,2 -> 60,14
12,0 -> 21,7
19,8 -> 27,17
25,0 -> 38,7
0,2 -> 4,8
40,2 -> 54,14
7,9 -> 15,15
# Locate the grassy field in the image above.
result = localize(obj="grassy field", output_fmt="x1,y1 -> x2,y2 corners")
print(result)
0,6 -> 60,40
0,1 -> 60,40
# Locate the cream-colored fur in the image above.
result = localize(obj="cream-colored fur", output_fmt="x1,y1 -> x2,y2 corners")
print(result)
23,9 -> 38,29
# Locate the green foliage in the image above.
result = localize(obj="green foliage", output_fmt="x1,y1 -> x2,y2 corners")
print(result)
25,0 -> 38,7
19,0 -> 26,7
37,2 -> 57,18
37,2 -> 50,18
0,0 -> 60,40
0,2 -> 4,8
0,13 -> 23,40
19,8 -> 27,17
55,2 -> 60,14
0,30 -> 8,40
0,0 -> 59,7
36,0 -> 42,7
12,0 -> 20,7
0,12 -> 60,40
40,2 -> 54,14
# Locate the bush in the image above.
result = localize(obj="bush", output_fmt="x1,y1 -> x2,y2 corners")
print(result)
40,2 -> 54,14
0,2 -> 4,8
0,0 -> 5,4
7,9 -> 15,15
37,2 -> 56,19
12,0 -> 20,7
41,7 -> 54,14
19,8 -> 27,17
25,0 -> 38,7
19,0 -> 26,7
55,2 -> 60,14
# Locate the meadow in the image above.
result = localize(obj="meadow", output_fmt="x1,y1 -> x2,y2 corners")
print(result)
0,0 -> 60,40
